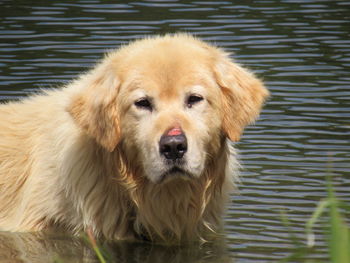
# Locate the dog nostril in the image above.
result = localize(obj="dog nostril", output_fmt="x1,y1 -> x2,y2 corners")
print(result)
177,143 -> 187,157
159,134 -> 187,160
161,145 -> 171,154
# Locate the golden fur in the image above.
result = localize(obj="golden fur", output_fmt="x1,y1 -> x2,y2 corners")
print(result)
0,34 -> 268,243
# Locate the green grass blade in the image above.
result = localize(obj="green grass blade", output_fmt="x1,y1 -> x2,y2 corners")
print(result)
305,200 -> 329,248
327,181 -> 350,263
84,229 -> 108,263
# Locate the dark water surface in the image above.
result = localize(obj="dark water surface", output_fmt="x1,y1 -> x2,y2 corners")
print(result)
0,0 -> 349,262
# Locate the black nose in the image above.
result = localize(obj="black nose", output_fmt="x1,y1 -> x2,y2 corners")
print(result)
159,134 -> 187,160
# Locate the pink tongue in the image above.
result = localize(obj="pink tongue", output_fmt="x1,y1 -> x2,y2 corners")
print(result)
167,127 -> 182,136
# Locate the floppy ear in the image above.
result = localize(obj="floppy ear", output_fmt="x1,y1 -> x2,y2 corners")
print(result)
214,53 -> 269,141
67,61 -> 121,152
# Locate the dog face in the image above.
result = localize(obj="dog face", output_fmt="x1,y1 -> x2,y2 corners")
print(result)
118,63 -> 222,183
68,34 -> 268,183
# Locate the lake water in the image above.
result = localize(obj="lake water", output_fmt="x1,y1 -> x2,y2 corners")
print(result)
0,0 -> 349,262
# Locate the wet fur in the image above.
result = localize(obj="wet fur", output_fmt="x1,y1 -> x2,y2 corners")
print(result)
0,34 -> 268,243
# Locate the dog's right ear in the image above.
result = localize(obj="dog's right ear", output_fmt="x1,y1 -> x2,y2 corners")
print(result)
67,60 -> 121,152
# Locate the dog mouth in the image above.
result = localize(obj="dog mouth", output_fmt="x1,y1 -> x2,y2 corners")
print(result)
159,166 -> 192,183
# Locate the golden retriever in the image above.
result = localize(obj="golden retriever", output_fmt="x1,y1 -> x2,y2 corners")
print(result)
0,34 -> 268,243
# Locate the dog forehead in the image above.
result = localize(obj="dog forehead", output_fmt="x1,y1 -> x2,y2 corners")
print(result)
114,37 -> 220,100
121,65 -> 213,100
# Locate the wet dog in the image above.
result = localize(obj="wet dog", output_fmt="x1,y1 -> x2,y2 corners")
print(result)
0,34 -> 268,243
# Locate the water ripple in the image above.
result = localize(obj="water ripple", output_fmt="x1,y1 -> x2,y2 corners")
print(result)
0,0 -> 349,262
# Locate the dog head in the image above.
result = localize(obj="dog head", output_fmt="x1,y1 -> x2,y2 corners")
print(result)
68,34 -> 269,183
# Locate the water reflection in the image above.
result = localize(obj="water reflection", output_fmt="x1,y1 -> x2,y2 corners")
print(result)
0,231 -> 232,263
0,231 -> 92,262
106,240 -> 232,263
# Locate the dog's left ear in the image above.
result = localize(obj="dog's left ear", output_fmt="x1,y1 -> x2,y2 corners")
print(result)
67,61 -> 121,152
214,52 -> 269,141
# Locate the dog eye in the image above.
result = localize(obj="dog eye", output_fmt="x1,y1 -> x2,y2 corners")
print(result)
134,98 -> 152,111
187,94 -> 203,108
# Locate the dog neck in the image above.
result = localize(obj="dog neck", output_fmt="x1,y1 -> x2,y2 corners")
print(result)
112,140 -> 233,243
